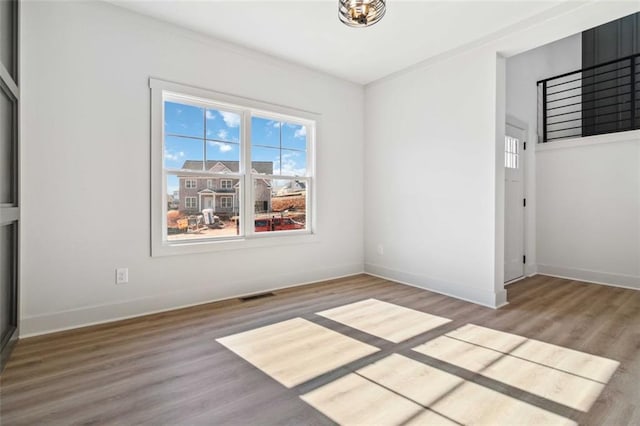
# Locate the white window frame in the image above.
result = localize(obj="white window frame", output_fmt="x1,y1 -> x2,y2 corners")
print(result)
185,178 -> 197,189
185,197 -> 197,209
220,196 -> 233,209
150,78 -> 318,256
220,179 -> 233,190
207,179 -> 214,189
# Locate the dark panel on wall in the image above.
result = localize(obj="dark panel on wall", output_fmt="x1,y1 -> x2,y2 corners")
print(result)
582,12 -> 639,137
0,224 -> 16,349
0,88 -> 15,204
0,0 -> 16,81
582,12 -> 640,68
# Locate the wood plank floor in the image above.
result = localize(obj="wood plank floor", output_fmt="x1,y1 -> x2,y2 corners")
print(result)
1,274 -> 638,425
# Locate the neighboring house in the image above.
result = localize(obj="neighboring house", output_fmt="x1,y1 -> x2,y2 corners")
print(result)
177,160 -> 273,216
276,180 -> 306,196
167,193 -> 179,210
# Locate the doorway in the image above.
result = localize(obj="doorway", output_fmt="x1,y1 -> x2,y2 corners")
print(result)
203,195 -> 214,210
504,123 -> 526,283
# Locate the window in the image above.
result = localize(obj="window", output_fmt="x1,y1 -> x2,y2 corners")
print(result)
151,78 -> 316,255
504,136 -> 519,169
255,200 -> 269,213
220,196 -> 233,209
185,197 -> 197,209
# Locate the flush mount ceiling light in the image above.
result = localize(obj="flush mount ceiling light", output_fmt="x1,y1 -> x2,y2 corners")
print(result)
339,0 -> 386,28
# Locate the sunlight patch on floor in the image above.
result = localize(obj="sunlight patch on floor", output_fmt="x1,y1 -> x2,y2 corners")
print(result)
316,298 -> 451,343
446,324 -> 620,383
217,301 -> 619,424
216,318 -> 379,388
357,354 -> 577,425
412,329 -> 616,412
300,373 -> 458,426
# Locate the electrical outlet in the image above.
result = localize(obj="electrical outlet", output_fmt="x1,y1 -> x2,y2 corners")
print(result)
377,244 -> 384,255
116,268 -> 128,284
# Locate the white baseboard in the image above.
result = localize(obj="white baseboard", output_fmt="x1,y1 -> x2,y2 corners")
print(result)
364,263 -> 507,309
20,263 -> 364,338
525,263 -> 538,277
504,276 -> 527,286
537,264 -> 640,291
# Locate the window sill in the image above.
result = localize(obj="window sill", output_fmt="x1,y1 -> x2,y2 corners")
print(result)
151,232 -> 318,257
536,129 -> 640,152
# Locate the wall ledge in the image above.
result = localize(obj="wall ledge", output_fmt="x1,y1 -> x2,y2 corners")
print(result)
536,129 -> 640,152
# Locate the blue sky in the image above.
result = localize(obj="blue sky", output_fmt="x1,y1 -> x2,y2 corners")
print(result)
164,101 -> 307,193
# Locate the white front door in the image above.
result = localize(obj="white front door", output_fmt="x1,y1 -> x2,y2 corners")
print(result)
504,124 -> 525,283
204,196 -> 214,210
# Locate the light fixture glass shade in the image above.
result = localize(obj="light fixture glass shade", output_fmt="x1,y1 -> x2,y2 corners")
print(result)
339,0 -> 386,28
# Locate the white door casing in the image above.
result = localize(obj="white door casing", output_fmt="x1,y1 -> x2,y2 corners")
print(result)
504,124 -> 525,283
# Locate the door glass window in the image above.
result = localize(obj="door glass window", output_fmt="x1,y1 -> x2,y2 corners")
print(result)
505,136 -> 520,169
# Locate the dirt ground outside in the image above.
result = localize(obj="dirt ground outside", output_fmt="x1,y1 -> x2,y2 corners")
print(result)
271,193 -> 305,211
167,220 -> 239,241
166,215 -> 307,241
166,192 -> 307,241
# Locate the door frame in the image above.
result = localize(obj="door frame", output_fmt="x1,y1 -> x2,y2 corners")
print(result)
0,0 -> 20,372
504,115 -> 528,285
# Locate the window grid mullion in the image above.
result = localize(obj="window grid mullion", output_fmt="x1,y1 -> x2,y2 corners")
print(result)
165,170 -> 243,178
243,109 -> 253,238
202,109 -> 207,171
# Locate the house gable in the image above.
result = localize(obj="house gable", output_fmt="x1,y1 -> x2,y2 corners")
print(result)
180,160 -> 273,175
209,162 -> 233,174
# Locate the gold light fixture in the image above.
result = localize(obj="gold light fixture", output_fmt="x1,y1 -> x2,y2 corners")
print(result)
339,0 -> 386,28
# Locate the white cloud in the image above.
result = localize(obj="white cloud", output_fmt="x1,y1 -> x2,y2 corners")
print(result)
294,125 -> 307,139
220,111 -> 240,128
209,141 -> 233,153
276,151 -> 306,176
217,129 -> 229,140
205,110 -> 215,119
164,150 -> 185,162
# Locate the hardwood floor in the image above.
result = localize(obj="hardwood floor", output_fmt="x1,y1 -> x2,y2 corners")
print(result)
1,274 -> 638,425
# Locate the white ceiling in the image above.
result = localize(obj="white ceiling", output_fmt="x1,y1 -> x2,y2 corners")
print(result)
111,1 -> 566,85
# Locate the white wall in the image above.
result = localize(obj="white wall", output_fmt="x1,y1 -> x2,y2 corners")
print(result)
364,46 -> 505,307
507,32 -> 640,290
536,133 -> 640,289
506,34 -> 582,276
363,1 -> 639,307
20,1 -> 364,335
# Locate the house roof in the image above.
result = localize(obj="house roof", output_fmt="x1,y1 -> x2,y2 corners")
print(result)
181,160 -> 273,175
291,180 -> 306,189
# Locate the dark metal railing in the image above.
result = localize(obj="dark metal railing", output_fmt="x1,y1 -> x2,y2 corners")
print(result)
537,53 -> 640,143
